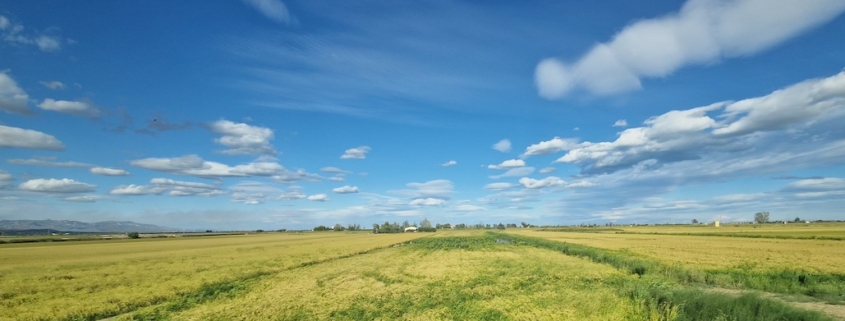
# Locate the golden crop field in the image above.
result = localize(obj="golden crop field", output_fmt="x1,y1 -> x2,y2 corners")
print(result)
0,232 -> 424,321
510,226 -> 845,273
1,228 -> 842,321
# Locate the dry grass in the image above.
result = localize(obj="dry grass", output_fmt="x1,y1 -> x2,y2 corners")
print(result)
508,229 -> 845,273
0,232 -> 425,321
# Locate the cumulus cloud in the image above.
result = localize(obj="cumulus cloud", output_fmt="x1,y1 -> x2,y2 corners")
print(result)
441,160 -> 457,167
341,146 -> 371,159
39,81 -> 66,90
0,72 -> 32,115
410,198 -> 445,206
488,159 -> 525,170
36,99 -> 101,118
207,120 -> 276,155
63,195 -> 106,203
489,167 -> 535,179
539,167 -> 557,174
535,0 -> 845,98
242,0 -> 292,24
613,119 -> 628,127
90,167 -> 130,176
0,170 -> 13,188
536,71 -> 845,175
1,15 -> 65,52
492,139 -> 512,153
332,185 -> 359,194
483,182 -> 515,191
129,155 -> 305,179
522,137 -> 579,157
278,189 -> 306,200
519,176 -> 566,189
401,179 -> 454,200
231,192 -> 266,205
0,125 -> 65,150
320,167 -> 350,174
307,193 -> 329,202
7,157 -> 92,167
151,178 -> 225,197
109,184 -> 165,196
19,178 -> 96,193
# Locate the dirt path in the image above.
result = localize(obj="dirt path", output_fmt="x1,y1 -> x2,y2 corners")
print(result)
708,288 -> 845,320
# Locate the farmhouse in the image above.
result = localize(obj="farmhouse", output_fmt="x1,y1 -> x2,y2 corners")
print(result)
404,226 -> 417,232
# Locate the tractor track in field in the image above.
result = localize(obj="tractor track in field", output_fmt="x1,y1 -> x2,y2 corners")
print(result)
707,288 -> 845,320
93,239 -> 422,321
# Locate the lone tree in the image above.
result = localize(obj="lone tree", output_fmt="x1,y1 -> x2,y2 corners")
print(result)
754,212 -> 770,224
127,232 -> 140,239
692,219 -> 699,224
421,218 -> 432,229
794,217 -> 802,222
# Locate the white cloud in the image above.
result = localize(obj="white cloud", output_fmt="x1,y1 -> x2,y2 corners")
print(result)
539,167 -> 557,174
109,184 -> 165,196
63,195 -> 106,203
91,167 -> 130,176
489,167 -> 535,179
0,125 -> 64,150
129,155 -> 303,179
0,170 -> 13,188
398,179 -> 454,200
535,0 -> 845,98
453,204 -> 485,212
1,16 -> 65,52
341,146 -> 371,159
519,176 -> 566,189
483,182 -> 514,191
8,157 -> 92,167
320,167 -> 350,174
39,81 -> 66,90
242,0 -> 292,24
308,193 -> 329,202
522,137 -> 579,157
332,185 -> 359,194
19,178 -> 96,193
151,178 -> 225,197
613,119 -> 628,127
327,176 -> 345,182
0,72 -> 32,115
441,160 -> 457,167
410,198 -> 445,206
37,99 -> 100,118
130,155 -> 205,172
279,189 -> 306,200
787,178 -> 845,190
541,71 -> 845,174
488,159 -> 525,170
493,139 -> 512,153
207,120 -> 276,155
231,192 -> 266,205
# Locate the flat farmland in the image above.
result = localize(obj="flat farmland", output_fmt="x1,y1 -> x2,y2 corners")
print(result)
1,229 -> 843,321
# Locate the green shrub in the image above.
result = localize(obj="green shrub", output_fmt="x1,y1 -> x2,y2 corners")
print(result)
127,232 -> 140,239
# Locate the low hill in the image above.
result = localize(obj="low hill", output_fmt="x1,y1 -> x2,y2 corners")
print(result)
0,219 -> 173,233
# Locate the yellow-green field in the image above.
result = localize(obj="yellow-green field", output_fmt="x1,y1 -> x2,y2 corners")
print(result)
1,226 -> 844,321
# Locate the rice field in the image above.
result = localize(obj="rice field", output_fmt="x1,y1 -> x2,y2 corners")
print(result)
1,227 -> 843,321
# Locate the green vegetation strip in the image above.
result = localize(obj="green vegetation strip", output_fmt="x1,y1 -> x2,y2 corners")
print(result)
488,232 -> 845,303
614,231 -> 844,241
415,235 -> 832,321
69,240 -> 421,321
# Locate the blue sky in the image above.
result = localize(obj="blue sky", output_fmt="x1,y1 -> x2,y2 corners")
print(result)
1,0 -> 845,230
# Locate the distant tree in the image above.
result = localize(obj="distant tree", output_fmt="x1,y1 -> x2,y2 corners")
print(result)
255,229 -> 264,233
521,222 -> 530,228
443,223 -> 452,229
485,224 -> 491,229
333,223 -> 345,231
402,220 -> 411,229
421,218 -> 432,229
794,217 -> 802,222
435,223 -> 443,229
313,225 -> 330,231
277,229 -> 287,232
372,224 -> 380,234
205,230 -> 213,233
127,232 -> 140,239
496,223 -> 505,230
754,212 -> 770,224
692,219 -> 699,224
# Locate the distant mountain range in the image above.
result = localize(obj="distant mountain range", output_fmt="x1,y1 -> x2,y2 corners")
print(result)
0,219 -> 174,233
